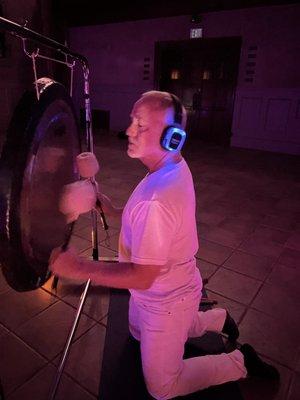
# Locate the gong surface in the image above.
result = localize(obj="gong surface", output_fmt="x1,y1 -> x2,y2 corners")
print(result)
0,78 -> 81,291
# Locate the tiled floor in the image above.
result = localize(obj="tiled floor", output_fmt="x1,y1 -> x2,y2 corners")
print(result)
1,132 -> 300,399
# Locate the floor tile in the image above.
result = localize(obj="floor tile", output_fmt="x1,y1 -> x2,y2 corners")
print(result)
73,216 -> 92,234
196,222 -> 212,238
7,363 -> 96,400
54,323 -> 106,395
99,231 -> 120,252
42,276 -> 84,299
196,210 -> 226,226
15,301 -> 96,360
195,193 -> 222,209
196,239 -> 234,265
104,214 -> 122,230
62,284 -> 110,323
201,226 -> 247,248
0,288 -> 57,330
196,259 -> 219,281
277,248 -> 300,269
80,244 -> 118,259
266,263 -> 300,294
249,226 -> 291,245
70,234 -> 92,253
99,181 -> 132,201
75,222 -> 119,245
252,283 -> 300,330
206,268 -> 261,305
239,235 -> 284,258
231,208 -> 265,222
261,213 -> 299,231
203,201 -> 235,217
217,217 -> 257,236
284,232 -> 300,251
224,251 -> 275,281
239,308 -> 299,368
0,331 -> 46,395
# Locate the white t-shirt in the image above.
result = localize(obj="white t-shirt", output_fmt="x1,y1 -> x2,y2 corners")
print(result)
119,158 -> 202,307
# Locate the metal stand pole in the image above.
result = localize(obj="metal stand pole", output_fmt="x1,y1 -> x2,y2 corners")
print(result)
48,279 -> 91,400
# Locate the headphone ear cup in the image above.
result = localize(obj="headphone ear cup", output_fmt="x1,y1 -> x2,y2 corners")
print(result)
160,125 -> 186,151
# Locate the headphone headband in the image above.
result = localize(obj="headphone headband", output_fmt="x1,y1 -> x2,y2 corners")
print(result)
170,94 -> 183,125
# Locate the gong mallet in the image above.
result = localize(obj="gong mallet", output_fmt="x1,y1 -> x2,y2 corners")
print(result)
76,152 -> 108,240
49,153 -> 104,399
51,176 -> 100,291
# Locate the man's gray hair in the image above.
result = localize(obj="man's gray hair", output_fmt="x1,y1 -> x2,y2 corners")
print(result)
140,90 -> 187,129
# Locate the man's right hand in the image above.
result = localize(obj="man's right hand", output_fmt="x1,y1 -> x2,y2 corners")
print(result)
49,246 -> 83,281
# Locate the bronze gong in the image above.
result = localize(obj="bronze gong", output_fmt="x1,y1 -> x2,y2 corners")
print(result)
0,78 -> 81,291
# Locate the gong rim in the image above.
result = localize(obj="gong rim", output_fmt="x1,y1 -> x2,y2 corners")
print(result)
0,79 -> 81,291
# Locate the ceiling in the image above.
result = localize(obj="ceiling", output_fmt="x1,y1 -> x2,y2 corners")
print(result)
52,0 -> 297,27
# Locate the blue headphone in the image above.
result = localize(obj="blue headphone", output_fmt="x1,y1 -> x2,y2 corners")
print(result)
160,94 -> 187,152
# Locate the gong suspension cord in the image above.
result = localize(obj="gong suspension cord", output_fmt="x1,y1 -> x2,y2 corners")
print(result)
22,38 -> 76,99
31,51 -> 40,100
69,59 -> 75,98
22,39 -> 40,100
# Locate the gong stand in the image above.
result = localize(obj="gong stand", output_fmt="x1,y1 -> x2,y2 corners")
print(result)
0,16 -> 100,399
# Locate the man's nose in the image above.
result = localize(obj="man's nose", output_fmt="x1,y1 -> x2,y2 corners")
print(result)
126,123 -> 136,137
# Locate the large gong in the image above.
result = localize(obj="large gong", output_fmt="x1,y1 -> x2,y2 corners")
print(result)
0,78 -> 81,291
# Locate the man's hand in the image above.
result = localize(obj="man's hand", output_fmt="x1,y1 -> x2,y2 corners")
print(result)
49,246 -> 82,281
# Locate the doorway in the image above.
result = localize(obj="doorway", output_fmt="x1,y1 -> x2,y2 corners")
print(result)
155,37 -> 241,146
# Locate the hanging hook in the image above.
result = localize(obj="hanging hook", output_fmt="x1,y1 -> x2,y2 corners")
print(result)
21,18 -> 28,28
22,37 -> 39,58
21,38 -> 40,100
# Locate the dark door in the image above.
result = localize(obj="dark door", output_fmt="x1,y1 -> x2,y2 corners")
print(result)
155,37 -> 241,146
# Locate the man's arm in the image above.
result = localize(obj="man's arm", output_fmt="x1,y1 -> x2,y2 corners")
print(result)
50,247 -> 161,290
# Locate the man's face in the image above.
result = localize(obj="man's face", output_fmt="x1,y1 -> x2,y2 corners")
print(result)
126,99 -> 170,160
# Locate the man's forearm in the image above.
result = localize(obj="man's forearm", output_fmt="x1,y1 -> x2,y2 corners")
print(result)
75,259 -> 147,290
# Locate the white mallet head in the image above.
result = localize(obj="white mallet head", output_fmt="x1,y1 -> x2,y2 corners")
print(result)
59,179 -> 97,223
76,152 -> 99,178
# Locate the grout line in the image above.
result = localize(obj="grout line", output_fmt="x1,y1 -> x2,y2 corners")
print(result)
205,287 -> 248,308
47,359 -> 99,399
1,328 -> 50,363
4,360 -> 53,398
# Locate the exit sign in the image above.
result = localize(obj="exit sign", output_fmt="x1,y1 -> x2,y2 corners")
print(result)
190,28 -> 202,39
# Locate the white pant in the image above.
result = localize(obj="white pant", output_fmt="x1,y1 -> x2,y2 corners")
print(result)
129,295 -> 247,400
